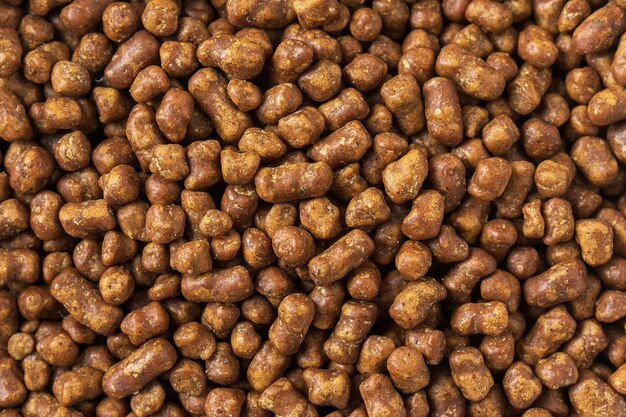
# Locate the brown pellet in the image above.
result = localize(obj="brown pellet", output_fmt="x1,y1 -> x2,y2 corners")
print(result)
102,338 -> 177,399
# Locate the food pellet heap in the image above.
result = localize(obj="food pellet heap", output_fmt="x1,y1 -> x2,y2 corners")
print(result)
2,0 -> 626,415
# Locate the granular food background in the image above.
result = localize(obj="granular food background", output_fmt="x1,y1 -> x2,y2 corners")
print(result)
0,0 -> 626,416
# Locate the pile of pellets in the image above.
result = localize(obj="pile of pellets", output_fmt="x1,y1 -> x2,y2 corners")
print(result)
2,0 -> 626,415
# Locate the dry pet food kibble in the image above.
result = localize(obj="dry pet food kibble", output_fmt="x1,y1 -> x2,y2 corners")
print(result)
1,0 -> 626,415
